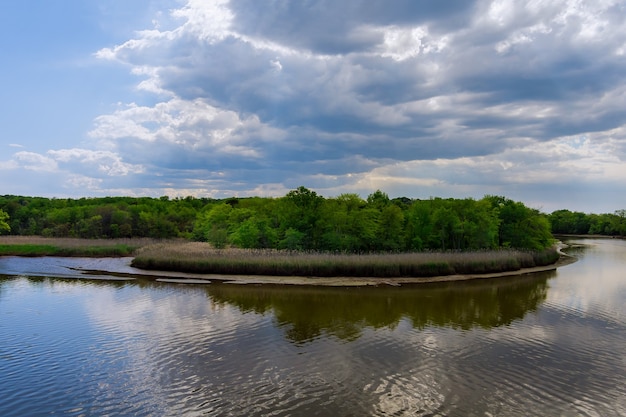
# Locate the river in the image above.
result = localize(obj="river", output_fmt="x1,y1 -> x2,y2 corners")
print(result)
0,239 -> 624,416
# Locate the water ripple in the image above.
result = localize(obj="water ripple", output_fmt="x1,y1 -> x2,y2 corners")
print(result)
2,245 -> 626,417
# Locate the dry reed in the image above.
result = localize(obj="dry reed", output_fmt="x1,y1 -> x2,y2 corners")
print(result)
132,242 -> 559,278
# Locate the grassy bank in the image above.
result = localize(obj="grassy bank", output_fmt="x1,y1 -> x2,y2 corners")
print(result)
0,236 -> 159,257
131,242 -> 560,278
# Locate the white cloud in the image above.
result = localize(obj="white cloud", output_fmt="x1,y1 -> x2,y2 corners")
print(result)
48,148 -> 145,176
89,98 -> 285,166
379,25 -> 449,61
171,0 -> 234,41
13,151 -> 58,172
65,174 -> 104,191
0,159 -> 19,170
5,0 -> 626,212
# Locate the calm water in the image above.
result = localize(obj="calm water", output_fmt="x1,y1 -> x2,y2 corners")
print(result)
1,239 -> 625,416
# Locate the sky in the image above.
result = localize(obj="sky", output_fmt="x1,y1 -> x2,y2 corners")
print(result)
2,0 -> 626,213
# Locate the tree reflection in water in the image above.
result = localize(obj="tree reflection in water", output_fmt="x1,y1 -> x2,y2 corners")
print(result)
206,271 -> 554,344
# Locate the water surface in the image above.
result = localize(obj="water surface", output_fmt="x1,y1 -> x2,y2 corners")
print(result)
1,239 -> 624,416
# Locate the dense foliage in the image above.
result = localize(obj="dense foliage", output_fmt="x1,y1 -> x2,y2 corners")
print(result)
548,209 -> 626,236
0,188 -> 558,251
0,195 -> 206,240
0,209 -> 9,234
192,189 -> 554,251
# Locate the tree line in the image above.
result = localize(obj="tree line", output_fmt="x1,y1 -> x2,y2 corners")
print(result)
547,209 -> 626,236
2,187 -> 621,251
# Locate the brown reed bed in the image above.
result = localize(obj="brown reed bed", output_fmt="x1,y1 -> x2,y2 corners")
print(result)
0,236 -> 162,257
131,242 -> 560,278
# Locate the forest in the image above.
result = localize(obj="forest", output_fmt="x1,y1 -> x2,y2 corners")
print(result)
0,187 -> 623,253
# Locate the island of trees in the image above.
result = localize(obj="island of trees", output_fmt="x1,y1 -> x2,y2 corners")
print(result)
0,187 -> 622,278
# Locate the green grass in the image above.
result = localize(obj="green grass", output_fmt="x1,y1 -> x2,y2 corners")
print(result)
131,242 -> 560,278
0,244 -> 60,256
0,236 -> 158,257
0,243 -> 137,257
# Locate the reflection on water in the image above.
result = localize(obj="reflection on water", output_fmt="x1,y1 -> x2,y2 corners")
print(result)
548,239 -> 626,325
208,272 -> 552,343
1,240 -> 625,416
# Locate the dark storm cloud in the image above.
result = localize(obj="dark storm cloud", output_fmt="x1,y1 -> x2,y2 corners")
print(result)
228,0 -> 475,54
17,0 -> 615,211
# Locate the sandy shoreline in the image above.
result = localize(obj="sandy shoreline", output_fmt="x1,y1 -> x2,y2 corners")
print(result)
66,248 -> 577,287
193,253 -> 577,286
1,238 -> 578,287
1,255 -> 575,287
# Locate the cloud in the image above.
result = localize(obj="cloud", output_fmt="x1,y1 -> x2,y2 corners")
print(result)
6,0 -> 625,211
48,148 -> 145,176
13,151 -> 58,172
0,148 -> 147,197
89,98 -> 286,170
4,149 -> 143,178
227,0 -> 474,55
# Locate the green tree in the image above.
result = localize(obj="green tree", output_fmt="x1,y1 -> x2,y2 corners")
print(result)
77,215 -> 103,238
279,227 -> 306,250
231,214 -> 277,248
404,200 -> 433,250
431,206 -> 463,250
317,194 -> 378,252
486,196 -> 553,250
376,204 -> 405,251
193,203 -> 233,248
138,211 -> 178,238
110,209 -> 132,238
0,191 -> 562,250
549,209 -> 590,234
280,186 -> 324,250
366,190 -> 390,209
615,210 -> 626,236
0,209 -> 10,234
461,198 -> 500,249
317,198 -> 349,251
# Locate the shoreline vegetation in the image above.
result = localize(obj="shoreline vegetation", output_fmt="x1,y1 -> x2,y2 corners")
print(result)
130,242 -> 561,278
0,236 -> 161,257
0,189 -> 611,285
0,236 -> 575,285
1,191 -> 562,254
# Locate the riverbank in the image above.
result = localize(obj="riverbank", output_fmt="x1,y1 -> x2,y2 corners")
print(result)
131,242 -> 560,277
0,236 -> 576,286
0,251 -> 574,287
67,249 -> 576,286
